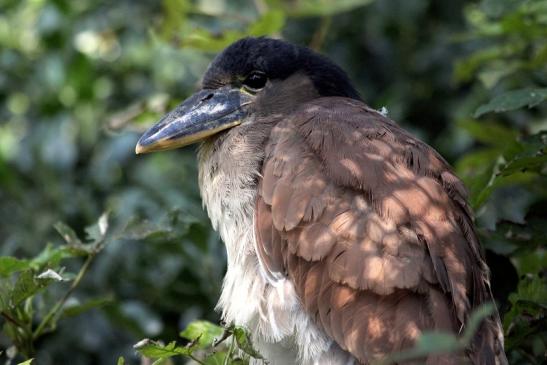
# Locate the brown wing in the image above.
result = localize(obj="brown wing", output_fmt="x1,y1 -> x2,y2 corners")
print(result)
254,97 -> 506,364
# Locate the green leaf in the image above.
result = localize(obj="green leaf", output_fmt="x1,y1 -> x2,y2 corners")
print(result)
16,359 -> 34,365
54,221 -> 83,246
458,120 -> 518,147
232,326 -> 263,359
503,275 -> 547,350
134,339 -> 192,359
480,220 -> 534,255
454,45 -> 510,83
382,304 -> 495,363
472,170 -> 536,209
460,303 -> 495,345
116,357 -> 125,365
470,132 -> 547,208
513,250 -> 547,276
85,212 -> 109,244
384,332 -> 460,363
119,218 -> 173,241
180,320 -> 224,349
0,256 -> 30,277
249,10 -> 285,36
508,275 -> 547,310
62,296 -> 114,317
203,351 -> 229,365
500,132 -> 547,176
30,244 -> 73,269
474,88 -> 547,117
477,62 -> 519,89
181,29 -> 246,52
285,0 -> 375,16
10,270 -> 48,307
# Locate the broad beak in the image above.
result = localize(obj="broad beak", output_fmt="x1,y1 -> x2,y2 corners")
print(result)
135,86 -> 251,154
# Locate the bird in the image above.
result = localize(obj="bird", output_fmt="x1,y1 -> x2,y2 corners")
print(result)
135,37 -> 508,365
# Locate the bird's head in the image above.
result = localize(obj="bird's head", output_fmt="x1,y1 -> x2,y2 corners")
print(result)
135,37 -> 360,154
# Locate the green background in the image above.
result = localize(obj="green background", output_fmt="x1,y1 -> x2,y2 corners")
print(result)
0,0 -> 545,364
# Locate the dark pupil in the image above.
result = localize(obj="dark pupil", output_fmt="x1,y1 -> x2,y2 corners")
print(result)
244,72 -> 266,89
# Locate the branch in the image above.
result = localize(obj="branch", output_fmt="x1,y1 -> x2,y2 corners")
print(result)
32,253 -> 96,340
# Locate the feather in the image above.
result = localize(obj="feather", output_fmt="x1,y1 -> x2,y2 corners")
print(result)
254,97 -> 507,364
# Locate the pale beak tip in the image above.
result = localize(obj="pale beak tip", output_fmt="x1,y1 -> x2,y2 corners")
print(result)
135,143 -> 145,155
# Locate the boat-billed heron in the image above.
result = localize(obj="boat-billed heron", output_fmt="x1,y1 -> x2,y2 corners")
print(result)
136,37 -> 507,365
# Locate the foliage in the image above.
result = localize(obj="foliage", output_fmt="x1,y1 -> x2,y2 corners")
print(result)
452,1 -> 547,363
0,214 -> 110,361
132,320 -> 261,364
380,304 -> 495,364
0,0 -> 545,364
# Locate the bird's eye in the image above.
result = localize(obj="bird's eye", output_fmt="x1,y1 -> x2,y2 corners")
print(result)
243,71 -> 267,90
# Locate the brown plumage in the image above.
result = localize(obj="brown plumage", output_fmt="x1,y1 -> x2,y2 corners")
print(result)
136,37 -> 507,365
254,97 -> 505,364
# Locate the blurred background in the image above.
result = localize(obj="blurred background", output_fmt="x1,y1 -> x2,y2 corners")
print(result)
0,0 -> 545,364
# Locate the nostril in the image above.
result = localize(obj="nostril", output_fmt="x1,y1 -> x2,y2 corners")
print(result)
202,93 -> 214,102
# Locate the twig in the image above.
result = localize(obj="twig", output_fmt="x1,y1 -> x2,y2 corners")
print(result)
32,253 -> 96,340
1,311 -> 25,328
213,327 -> 232,347
253,0 -> 268,15
309,16 -> 332,51
188,354 -> 208,365
106,102 -> 145,131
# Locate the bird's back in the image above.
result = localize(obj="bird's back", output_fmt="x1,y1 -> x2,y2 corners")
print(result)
252,97 -> 507,364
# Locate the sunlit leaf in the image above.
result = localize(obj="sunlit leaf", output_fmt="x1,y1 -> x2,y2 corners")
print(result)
134,339 -> 192,359
249,10 -> 285,36
180,320 -> 224,349
203,352 -> 229,365
181,29 -> 245,52
16,359 -> 34,365
0,257 -> 30,277
513,250 -> 547,277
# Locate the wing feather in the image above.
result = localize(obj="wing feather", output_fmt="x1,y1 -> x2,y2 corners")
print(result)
254,97 -> 506,364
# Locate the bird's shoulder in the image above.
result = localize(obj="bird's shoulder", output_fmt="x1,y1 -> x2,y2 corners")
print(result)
265,96 -> 473,219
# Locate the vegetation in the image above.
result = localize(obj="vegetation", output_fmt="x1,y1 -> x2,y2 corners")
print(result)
0,0 -> 545,364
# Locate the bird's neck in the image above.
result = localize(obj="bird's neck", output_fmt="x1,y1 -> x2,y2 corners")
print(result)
197,124 -> 274,325
197,124 -> 270,263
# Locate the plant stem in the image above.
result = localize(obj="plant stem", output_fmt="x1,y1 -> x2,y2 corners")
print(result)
1,311 -> 24,328
32,253 -> 96,340
189,354 -> 207,365
223,335 -> 236,365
